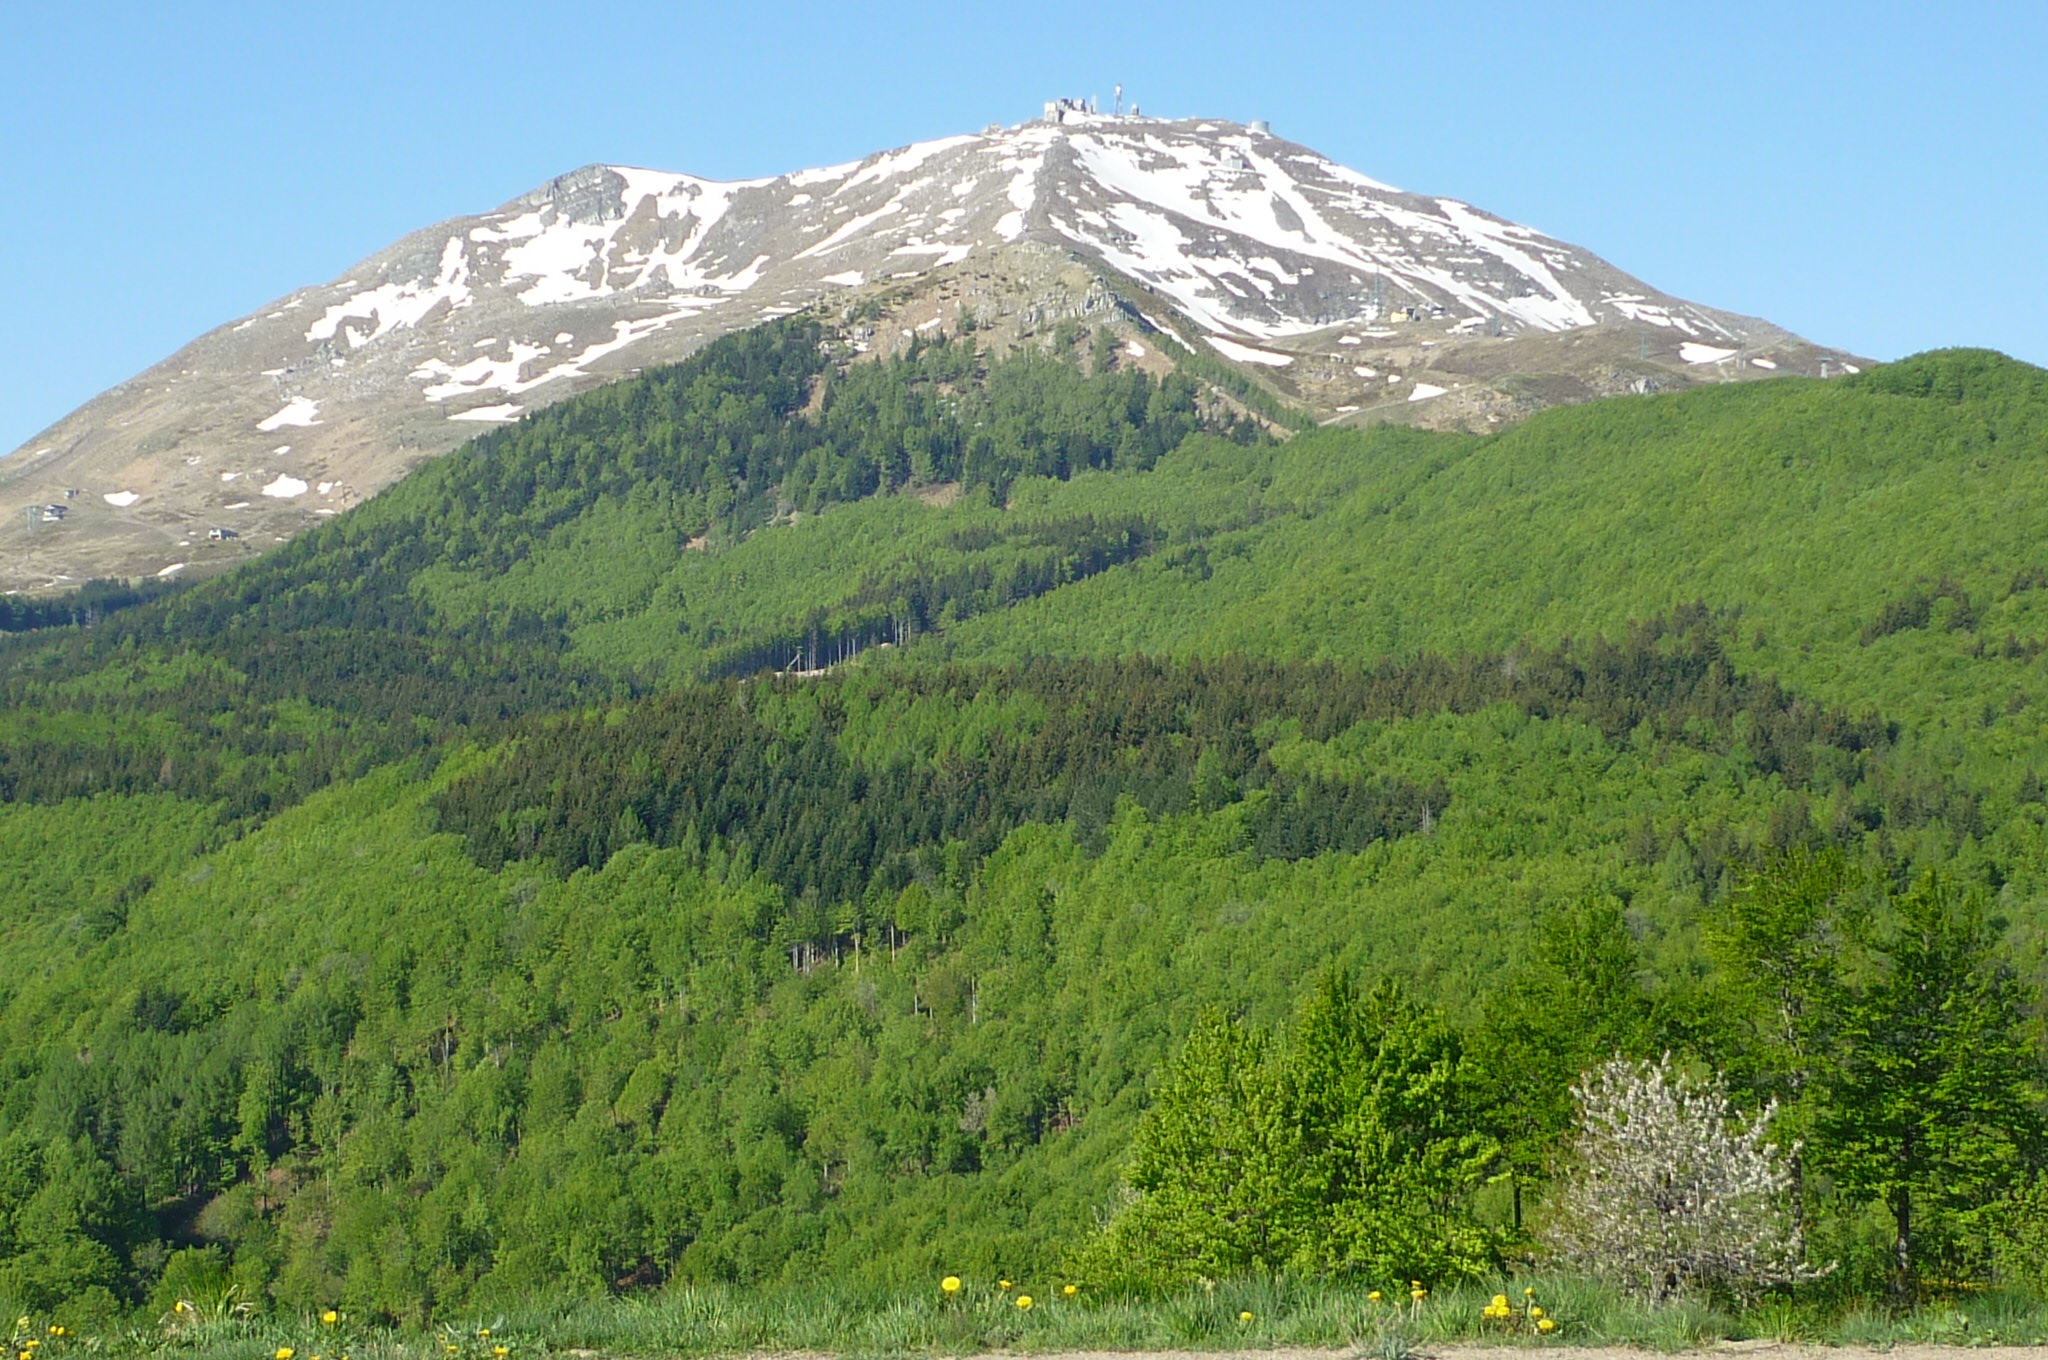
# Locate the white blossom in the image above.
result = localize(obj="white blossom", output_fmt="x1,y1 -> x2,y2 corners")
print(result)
1545,1054 -> 1827,1301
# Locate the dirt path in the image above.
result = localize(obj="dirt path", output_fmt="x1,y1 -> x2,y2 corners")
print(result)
924,1349 -> 2048,1360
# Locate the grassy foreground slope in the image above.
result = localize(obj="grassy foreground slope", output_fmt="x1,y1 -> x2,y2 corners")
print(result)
0,346 -> 2045,1325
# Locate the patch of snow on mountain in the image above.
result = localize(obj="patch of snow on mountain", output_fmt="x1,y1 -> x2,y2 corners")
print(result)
468,212 -> 547,245
838,135 -> 983,194
1604,294 -> 1673,327
1432,200 -> 1594,330
796,194 -> 909,259
307,237 -> 473,346
1207,336 -> 1294,366
531,312 -> 708,387
787,159 -> 860,188
1409,382 -> 1448,401
449,405 -> 524,423
412,342 -> 553,402
261,475 -> 309,498
501,216 -> 623,306
1601,294 -> 1729,340
1321,159 -> 1400,194
995,133 -> 1053,240
1057,202 -> 1233,329
1055,133 -> 1413,337
1680,342 -> 1738,364
103,491 -> 140,508
720,253 -> 773,291
256,397 -> 321,431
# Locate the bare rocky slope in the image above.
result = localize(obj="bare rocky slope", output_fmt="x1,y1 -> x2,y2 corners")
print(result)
0,107 -> 1862,589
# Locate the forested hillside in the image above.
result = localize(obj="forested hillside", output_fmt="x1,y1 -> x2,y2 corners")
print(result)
2,336 -> 2047,1329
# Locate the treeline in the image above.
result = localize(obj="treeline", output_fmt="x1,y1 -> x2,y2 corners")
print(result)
0,630 -> 612,822
0,577 -> 184,634
432,655 -> 1452,908
703,513 -> 1159,678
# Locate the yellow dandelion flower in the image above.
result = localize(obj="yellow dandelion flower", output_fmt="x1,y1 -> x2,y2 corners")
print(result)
1524,1287 -> 1536,1297
495,1349 -> 508,1358
478,1330 -> 491,1340
1063,1284 -> 1078,1298
1240,1311 -> 1255,1323
1016,1295 -> 1033,1311
942,1275 -> 962,1294
1410,1288 -> 1427,1301
1367,1290 -> 1382,1302
1530,1306 -> 1545,1319
322,1309 -> 340,1325
1538,1318 -> 1556,1334
1492,1294 -> 1509,1308
999,1280 -> 1012,1291
276,1349 -> 296,1360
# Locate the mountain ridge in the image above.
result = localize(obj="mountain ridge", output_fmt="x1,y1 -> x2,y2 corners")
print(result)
1,110 -> 1861,590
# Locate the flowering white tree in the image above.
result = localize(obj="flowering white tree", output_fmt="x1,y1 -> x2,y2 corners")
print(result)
1545,1054 -> 1824,1301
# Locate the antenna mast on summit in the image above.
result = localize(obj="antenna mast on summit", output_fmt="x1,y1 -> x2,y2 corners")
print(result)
1114,84 -> 1123,115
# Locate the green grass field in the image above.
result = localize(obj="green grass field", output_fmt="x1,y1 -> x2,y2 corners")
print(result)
44,1277 -> 2048,1359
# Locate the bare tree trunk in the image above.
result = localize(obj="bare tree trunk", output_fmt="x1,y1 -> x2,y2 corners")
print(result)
1890,1185 -> 1913,1303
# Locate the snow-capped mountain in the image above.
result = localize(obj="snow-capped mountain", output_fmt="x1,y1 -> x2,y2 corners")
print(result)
0,109 -> 1858,589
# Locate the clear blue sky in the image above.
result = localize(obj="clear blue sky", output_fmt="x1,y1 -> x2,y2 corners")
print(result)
3,0 -> 2043,454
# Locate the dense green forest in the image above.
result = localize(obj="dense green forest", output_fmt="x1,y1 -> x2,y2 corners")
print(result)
3,332 -> 2048,1335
